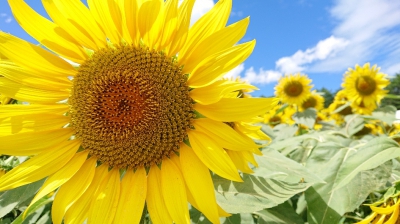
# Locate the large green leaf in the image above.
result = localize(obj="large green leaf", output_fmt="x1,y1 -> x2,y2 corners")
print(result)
255,201 -> 304,224
305,141 -> 393,224
364,105 -> 397,124
343,115 -> 365,136
272,124 -> 298,141
0,179 -> 45,218
332,136 -> 400,190
292,108 -> 317,128
213,173 -> 311,214
11,194 -> 53,224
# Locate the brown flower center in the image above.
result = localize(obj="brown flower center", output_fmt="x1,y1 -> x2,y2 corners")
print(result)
356,76 -> 377,95
301,97 -> 317,109
284,81 -> 304,97
69,45 -> 194,169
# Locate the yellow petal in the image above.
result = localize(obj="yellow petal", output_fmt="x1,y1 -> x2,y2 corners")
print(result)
182,17 -> 249,72
89,168 -> 120,224
41,0 -> 101,50
122,0 -> 139,45
0,32 -> 75,79
190,79 -> 257,105
0,113 -> 69,137
168,0 -> 195,57
53,0 -> 108,47
0,104 -> 68,119
64,164 -> 109,224
52,157 -> 96,224
179,0 -> 231,59
0,61 -> 71,90
385,202 -> 400,224
87,0 -> 122,44
161,157 -> 190,224
180,144 -> 220,224
187,40 -> 255,88
0,78 -> 68,104
371,204 -> 397,215
147,165 -> 173,224
0,128 -> 74,156
187,130 -> 242,182
0,139 -> 80,192
24,151 -> 88,219
137,0 -> 163,48
159,0 -> 178,52
226,150 -> 254,174
8,0 -> 87,63
193,118 -> 260,153
113,168 -> 147,224
195,97 -> 279,122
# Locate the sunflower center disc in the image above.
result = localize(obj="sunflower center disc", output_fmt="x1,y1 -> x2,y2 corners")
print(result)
356,76 -> 377,95
284,81 -> 304,97
302,97 -> 317,109
69,45 -> 194,169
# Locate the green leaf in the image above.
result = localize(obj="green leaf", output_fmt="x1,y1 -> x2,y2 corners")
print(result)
384,94 -> 400,99
255,201 -> 304,224
221,213 -> 255,224
0,179 -> 45,218
364,105 -> 397,124
272,124 -> 298,141
292,108 -> 317,128
213,173 -> 311,214
344,115 -> 364,136
11,194 -> 53,224
305,141 -> 393,224
332,136 -> 400,190
255,149 -> 323,183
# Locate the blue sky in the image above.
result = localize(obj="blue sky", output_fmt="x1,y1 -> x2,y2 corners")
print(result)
1,0 -> 400,97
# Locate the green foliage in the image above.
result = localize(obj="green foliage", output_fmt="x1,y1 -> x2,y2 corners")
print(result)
381,73 -> 400,109
317,88 -> 336,108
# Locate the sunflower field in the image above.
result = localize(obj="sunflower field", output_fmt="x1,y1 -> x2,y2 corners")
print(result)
0,0 -> 400,224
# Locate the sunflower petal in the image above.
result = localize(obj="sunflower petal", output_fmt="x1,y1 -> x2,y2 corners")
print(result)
8,0 -> 87,63
0,139 -> 80,192
87,0 -> 122,44
190,79 -> 257,105
195,97 -> 278,122
41,0 -> 100,50
114,168 -> 147,224
179,0 -> 231,59
0,128 -> 74,156
161,157 -> 190,224
182,17 -> 249,72
168,0 -> 195,56
137,0 -> 163,48
24,151 -> 88,219
180,144 -> 220,224
89,168 -> 120,224
52,157 -> 96,224
0,32 -> 75,79
159,0 -> 178,52
193,118 -> 260,153
187,40 -> 255,88
52,0 -> 107,47
122,0 -> 139,44
226,150 -> 254,174
0,104 -> 68,118
147,165 -> 173,223
0,78 -> 68,104
0,113 -> 69,137
0,61 -> 71,90
187,130 -> 242,182
64,164 -> 108,224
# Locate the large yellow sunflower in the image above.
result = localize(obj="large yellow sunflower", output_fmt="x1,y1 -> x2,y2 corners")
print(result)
0,0 -> 277,223
342,63 -> 389,107
274,73 -> 313,106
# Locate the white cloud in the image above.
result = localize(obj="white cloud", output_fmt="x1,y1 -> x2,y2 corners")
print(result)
179,0 -> 214,26
0,13 -> 12,23
4,18 -> 12,23
224,64 -> 282,84
276,36 -> 349,74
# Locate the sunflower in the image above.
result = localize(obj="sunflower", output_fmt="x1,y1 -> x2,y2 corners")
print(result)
342,63 -> 389,107
356,198 -> 400,224
299,90 -> 324,112
350,100 -> 376,115
0,0 -> 277,223
274,73 -> 313,106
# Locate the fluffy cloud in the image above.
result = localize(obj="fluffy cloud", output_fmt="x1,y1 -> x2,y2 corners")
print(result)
224,64 -> 282,84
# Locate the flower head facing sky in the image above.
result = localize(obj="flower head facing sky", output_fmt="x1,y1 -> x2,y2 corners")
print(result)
0,0 -> 278,223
